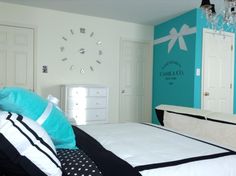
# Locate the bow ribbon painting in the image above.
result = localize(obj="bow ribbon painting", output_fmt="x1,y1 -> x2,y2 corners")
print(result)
154,24 -> 197,53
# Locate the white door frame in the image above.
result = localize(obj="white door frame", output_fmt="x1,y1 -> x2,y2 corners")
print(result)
201,28 -> 235,113
0,22 -> 37,91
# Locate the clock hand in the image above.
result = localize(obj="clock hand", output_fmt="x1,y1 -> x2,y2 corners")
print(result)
79,48 -> 86,54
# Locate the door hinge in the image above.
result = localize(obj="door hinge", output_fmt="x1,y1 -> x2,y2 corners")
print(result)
230,83 -> 232,89
231,45 -> 233,51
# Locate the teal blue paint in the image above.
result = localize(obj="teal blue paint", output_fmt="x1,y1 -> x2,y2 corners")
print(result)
152,41 -> 159,124
152,9 -> 197,123
193,8 -> 203,109
193,8 -> 211,109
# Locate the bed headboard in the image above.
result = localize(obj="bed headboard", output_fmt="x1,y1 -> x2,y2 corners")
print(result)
156,105 -> 236,151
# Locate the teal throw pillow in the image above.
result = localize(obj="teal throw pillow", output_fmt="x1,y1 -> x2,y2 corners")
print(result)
0,87 -> 76,149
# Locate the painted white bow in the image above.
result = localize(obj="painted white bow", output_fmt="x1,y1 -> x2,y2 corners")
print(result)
154,24 -> 197,53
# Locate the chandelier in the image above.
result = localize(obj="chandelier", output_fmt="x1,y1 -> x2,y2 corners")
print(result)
200,0 -> 236,31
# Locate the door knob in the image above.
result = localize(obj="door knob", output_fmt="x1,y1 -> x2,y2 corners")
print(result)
204,92 -> 210,96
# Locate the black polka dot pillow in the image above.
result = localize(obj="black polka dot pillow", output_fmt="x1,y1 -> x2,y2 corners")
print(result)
57,149 -> 102,176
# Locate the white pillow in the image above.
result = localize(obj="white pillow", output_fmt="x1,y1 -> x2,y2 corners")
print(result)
0,111 -> 62,176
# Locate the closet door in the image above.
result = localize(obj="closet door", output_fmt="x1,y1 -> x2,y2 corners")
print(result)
202,28 -> 234,113
119,39 -> 152,122
0,25 -> 34,90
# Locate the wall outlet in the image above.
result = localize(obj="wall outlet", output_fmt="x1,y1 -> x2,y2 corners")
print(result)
42,65 -> 48,73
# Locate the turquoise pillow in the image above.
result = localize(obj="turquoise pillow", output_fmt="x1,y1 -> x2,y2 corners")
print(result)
0,87 -> 76,149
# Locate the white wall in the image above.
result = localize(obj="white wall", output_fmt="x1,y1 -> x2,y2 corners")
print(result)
0,2 -> 153,123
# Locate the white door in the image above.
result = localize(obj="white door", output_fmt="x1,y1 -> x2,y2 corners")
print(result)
202,28 -> 234,113
0,25 -> 34,90
119,39 -> 150,122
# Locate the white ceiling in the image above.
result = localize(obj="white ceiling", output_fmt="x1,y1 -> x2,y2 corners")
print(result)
0,0 -> 224,25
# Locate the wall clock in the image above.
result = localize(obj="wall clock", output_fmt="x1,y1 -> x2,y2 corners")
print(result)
59,28 -> 103,74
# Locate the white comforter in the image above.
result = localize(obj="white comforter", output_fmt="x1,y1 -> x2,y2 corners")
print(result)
79,123 -> 236,176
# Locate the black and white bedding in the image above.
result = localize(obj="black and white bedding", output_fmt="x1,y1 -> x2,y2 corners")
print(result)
57,149 -> 102,176
0,111 -> 103,176
73,123 -> 236,176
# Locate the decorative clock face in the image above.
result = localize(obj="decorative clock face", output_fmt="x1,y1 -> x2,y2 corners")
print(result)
59,28 -> 103,73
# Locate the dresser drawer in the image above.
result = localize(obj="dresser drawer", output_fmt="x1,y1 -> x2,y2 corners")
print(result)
68,87 -> 89,97
67,97 -> 107,109
66,109 -> 107,125
68,87 -> 107,97
86,109 -> 107,121
88,88 -> 107,96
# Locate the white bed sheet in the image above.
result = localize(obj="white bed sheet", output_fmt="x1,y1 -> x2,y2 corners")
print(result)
79,123 -> 236,176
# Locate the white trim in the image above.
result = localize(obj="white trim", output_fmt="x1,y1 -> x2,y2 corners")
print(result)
36,102 -> 53,125
201,28 -> 235,113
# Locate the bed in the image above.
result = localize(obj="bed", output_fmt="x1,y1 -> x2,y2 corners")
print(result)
1,101 -> 236,176
73,122 -> 236,176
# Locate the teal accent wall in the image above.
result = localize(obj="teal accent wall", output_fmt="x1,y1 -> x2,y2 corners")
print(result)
194,8 -> 204,109
153,8 -> 236,124
152,9 -> 197,124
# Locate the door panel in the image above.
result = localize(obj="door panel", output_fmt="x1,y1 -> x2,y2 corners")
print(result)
202,29 -> 234,113
15,52 -> 28,85
119,40 -> 148,122
0,25 -> 34,90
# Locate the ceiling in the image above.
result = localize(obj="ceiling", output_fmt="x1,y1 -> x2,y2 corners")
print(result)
0,0 -> 224,25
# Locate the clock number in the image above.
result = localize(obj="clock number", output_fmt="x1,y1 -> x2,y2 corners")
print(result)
99,50 -> 103,55
96,60 -> 101,64
96,41 -> 102,45
62,58 -> 68,62
70,65 -> 75,70
62,37 -> 67,41
80,68 -> 85,74
70,29 -> 74,35
60,47 -> 65,52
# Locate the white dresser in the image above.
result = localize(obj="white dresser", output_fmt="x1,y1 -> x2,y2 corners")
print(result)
60,85 -> 108,125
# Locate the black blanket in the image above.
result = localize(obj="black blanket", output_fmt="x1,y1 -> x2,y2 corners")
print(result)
72,126 -> 141,176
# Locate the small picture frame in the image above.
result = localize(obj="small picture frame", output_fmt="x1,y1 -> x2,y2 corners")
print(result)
80,28 -> 86,34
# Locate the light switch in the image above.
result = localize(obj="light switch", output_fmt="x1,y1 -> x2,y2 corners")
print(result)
196,68 -> 201,76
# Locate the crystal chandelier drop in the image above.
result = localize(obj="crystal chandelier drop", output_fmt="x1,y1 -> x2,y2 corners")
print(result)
200,0 -> 236,31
